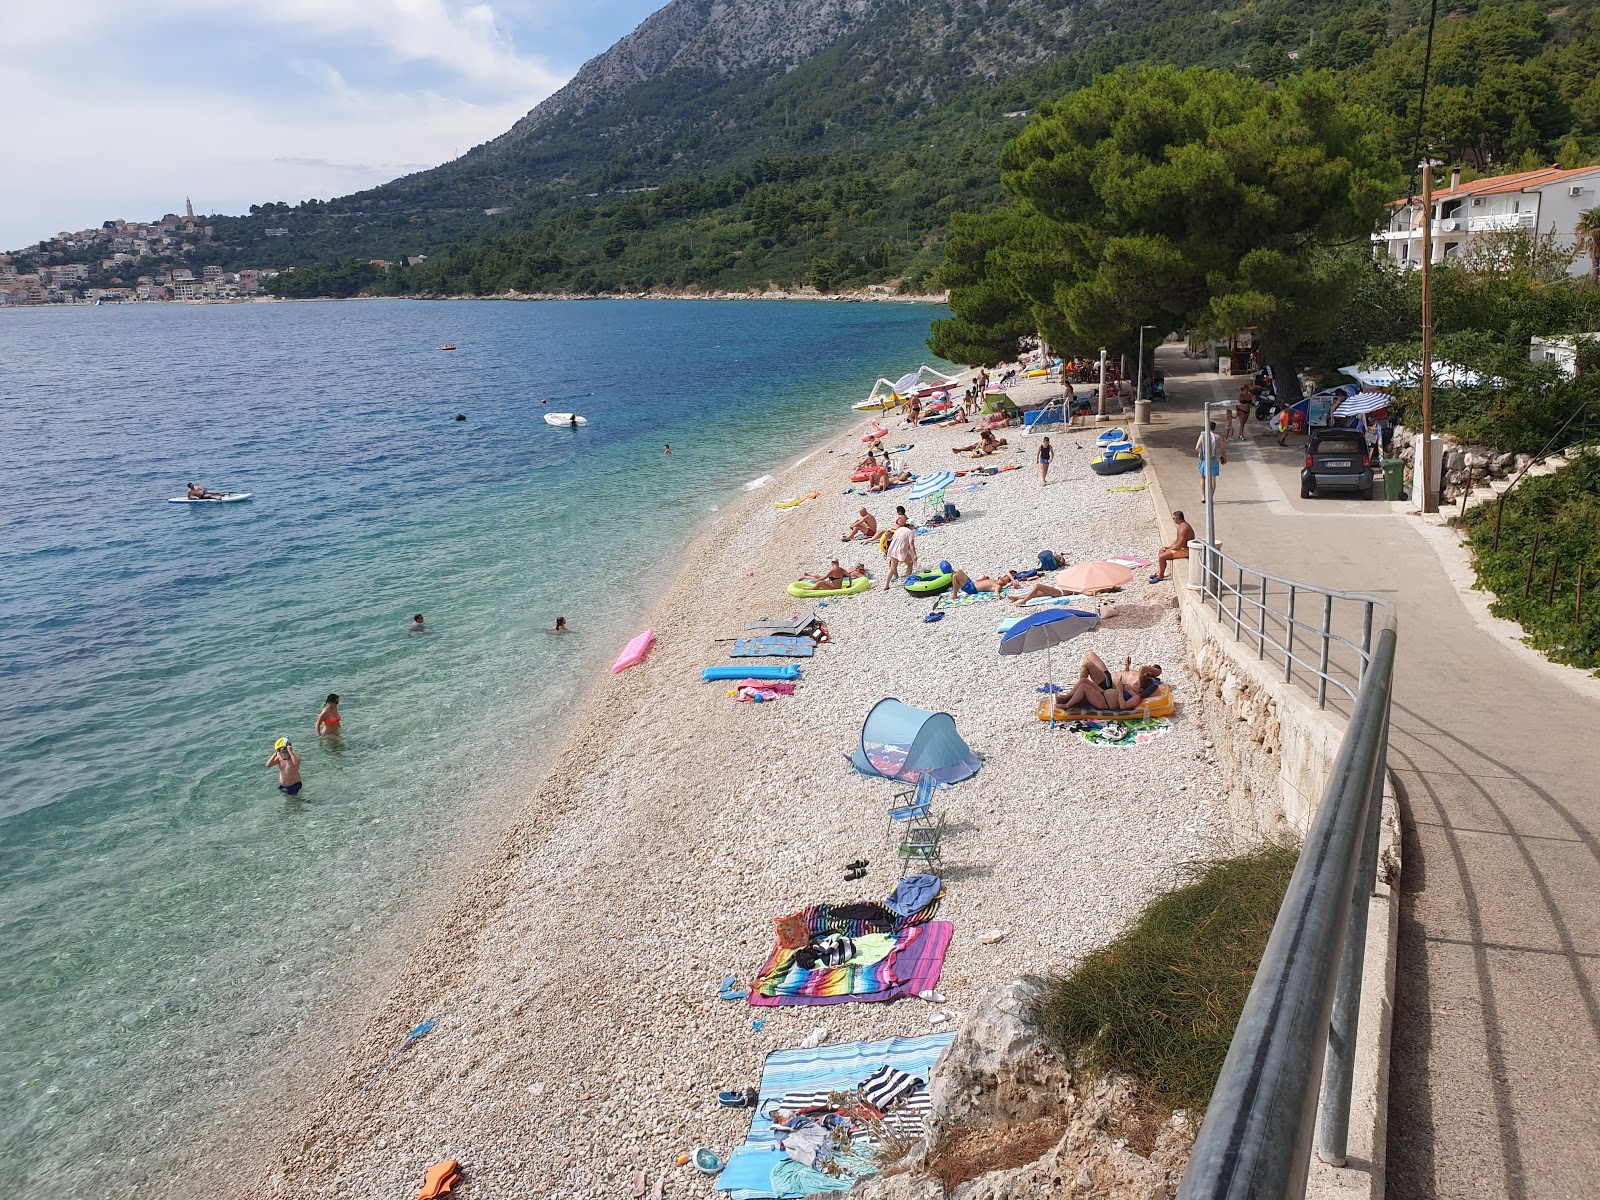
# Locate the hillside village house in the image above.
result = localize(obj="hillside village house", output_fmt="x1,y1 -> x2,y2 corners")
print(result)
1373,165 -> 1600,276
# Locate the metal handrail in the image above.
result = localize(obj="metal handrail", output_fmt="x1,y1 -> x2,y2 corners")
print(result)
1177,543 -> 1397,1199
1194,543 -> 1383,709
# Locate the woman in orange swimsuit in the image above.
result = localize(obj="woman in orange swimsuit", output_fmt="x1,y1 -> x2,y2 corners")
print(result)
316,693 -> 341,737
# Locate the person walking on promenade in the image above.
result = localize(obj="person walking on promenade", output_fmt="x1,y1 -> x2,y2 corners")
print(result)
1196,421 -> 1226,501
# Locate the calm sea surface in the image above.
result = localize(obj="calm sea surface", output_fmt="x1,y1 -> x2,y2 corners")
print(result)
0,298 -> 945,1197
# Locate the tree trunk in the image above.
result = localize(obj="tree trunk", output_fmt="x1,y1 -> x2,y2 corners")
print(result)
1265,350 -> 1305,403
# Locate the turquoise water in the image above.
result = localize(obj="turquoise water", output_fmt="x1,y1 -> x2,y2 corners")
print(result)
0,298 -> 945,1197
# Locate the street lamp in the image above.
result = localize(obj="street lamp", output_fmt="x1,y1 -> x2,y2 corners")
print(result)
1136,325 -> 1157,401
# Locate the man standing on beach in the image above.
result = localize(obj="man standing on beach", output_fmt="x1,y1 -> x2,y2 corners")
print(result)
267,738 -> 302,796
1196,422 -> 1225,500
885,523 -> 917,590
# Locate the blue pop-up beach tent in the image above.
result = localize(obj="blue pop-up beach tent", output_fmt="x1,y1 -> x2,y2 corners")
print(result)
850,698 -> 981,785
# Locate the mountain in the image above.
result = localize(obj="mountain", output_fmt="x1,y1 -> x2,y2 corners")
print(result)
189,0 -> 1600,299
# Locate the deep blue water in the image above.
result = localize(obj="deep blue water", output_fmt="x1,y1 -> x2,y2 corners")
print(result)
0,298 -> 945,1197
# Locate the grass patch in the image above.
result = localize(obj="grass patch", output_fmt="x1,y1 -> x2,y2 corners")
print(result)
1031,843 -> 1299,1114
1463,450 -> 1600,672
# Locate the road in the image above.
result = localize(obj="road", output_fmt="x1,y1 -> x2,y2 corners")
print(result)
1136,347 -> 1600,1200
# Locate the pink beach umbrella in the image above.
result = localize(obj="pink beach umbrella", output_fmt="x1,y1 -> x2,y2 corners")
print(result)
1056,560 -> 1134,594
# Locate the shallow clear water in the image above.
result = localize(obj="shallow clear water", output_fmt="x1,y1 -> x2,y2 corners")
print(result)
0,298 -> 945,1197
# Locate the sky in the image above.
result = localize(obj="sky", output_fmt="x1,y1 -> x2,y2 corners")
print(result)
0,0 -> 670,250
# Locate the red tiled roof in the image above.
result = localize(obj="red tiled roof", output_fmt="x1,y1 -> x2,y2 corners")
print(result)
1390,164 -> 1600,206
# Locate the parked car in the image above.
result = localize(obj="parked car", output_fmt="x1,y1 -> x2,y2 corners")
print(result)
1301,428 -> 1376,499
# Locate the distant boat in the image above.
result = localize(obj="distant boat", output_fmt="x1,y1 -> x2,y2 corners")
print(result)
545,412 -> 588,427
438,345 -> 457,351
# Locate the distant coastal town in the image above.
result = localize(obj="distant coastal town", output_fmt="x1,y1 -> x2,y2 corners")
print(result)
0,198 -> 295,306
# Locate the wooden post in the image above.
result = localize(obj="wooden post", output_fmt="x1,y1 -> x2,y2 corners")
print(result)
1459,466 -> 1472,519
1548,554 -> 1561,606
1524,531 -> 1541,599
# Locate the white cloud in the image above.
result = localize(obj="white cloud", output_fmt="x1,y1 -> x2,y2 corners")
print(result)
0,0 -> 574,247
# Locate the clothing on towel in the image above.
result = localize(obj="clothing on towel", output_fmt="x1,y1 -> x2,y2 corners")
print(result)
750,921 -> 953,1006
779,1121 -> 831,1169
858,1065 -> 922,1111
843,933 -> 897,967
884,874 -> 942,918
794,932 -> 855,970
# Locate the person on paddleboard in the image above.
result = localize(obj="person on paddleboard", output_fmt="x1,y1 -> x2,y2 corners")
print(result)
186,483 -> 223,499
267,738 -> 302,795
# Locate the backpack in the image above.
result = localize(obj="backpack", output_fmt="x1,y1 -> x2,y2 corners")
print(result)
1039,550 -> 1062,571
942,501 -> 959,520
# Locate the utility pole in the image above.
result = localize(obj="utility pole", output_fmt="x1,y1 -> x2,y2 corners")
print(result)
1420,161 -> 1437,513
1096,347 -> 1108,420
1136,324 -> 1156,401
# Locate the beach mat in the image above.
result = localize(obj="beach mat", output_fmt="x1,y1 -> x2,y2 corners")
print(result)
748,921 -> 953,1007
730,636 -> 816,658
744,612 -> 819,635
703,664 -> 800,683
718,1032 -> 956,1200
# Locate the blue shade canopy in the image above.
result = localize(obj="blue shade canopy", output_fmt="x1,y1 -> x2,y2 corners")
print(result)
1334,392 -> 1391,416
997,609 -> 1099,655
851,698 -> 981,784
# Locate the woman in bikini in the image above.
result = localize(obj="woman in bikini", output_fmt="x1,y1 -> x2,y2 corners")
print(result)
315,693 -> 341,737
1057,654 -> 1162,711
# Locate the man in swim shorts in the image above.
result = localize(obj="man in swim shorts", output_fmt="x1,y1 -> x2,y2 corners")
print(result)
1195,421 -> 1226,499
267,738 -> 302,795
1151,511 -> 1195,582
842,508 -> 877,542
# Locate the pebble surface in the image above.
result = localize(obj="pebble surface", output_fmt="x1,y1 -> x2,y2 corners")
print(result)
250,379 -> 1230,1200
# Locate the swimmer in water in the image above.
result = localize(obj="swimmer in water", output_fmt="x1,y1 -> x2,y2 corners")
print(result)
316,693 -> 341,737
550,616 -> 568,634
407,613 -> 429,636
267,738 -> 302,795
663,444 -> 672,456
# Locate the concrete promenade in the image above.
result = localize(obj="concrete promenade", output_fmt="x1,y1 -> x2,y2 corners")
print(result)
1135,348 -> 1600,1200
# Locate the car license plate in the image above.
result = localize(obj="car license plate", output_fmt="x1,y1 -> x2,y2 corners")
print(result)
1324,460 -> 1351,467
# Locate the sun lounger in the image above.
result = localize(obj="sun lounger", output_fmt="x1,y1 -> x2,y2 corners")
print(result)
1035,684 -> 1174,722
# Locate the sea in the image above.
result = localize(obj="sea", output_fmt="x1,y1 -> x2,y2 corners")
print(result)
0,298 -> 947,1197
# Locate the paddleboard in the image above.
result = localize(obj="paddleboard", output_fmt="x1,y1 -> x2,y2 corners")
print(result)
167,493 -> 252,504
545,412 -> 588,426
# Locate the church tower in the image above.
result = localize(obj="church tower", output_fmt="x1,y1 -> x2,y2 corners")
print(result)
185,197 -> 195,220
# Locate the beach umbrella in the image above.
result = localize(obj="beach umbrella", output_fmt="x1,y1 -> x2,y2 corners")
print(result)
1056,560 -> 1134,594
908,470 -> 957,501
998,608 -> 1100,718
1333,392 -> 1391,417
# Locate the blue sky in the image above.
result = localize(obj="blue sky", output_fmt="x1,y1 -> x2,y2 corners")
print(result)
0,0 -> 670,249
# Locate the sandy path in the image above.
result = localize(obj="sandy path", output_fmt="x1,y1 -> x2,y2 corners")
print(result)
251,394 -> 1229,1200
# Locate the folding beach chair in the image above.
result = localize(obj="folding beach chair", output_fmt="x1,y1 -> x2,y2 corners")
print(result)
897,814 -> 945,875
887,774 -> 938,845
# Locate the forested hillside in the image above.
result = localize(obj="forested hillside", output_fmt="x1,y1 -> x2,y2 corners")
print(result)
242,0 -> 1600,298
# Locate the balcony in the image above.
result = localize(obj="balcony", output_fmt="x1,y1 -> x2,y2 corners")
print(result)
1372,218 -> 1461,242
1465,210 -> 1537,232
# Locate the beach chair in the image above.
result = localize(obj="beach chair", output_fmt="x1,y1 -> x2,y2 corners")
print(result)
897,814 -> 945,874
886,774 -> 937,844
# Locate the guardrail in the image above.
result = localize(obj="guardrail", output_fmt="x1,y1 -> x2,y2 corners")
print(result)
1177,543 -> 1398,1199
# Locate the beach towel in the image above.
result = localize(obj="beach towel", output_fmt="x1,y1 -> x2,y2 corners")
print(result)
1105,482 -> 1150,492
934,589 -> 1002,610
731,636 -> 817,659
1073,717 -> 1172,747
749,921 -> 952,1007
718,1033 -> 956,1200
1105,556 -> 1152,570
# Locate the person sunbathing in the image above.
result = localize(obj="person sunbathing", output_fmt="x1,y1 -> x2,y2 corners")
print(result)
1056,653 -> 1163,711
842,507 -> 878,542
803,559 -> 850,589
868,467 -> 912,492
952,429 -> 1007,457
1009,579 -> 1068,605
950,567 -> 1021,596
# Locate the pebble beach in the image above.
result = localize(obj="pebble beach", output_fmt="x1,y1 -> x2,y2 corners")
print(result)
252,377 -> 1232,1200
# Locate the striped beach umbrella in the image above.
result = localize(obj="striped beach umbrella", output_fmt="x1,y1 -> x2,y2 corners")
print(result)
908,470 -> 957,501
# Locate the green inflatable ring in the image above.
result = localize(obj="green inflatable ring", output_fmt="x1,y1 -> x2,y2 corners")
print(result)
786,575 -> 873,598
903,570 -> 954,595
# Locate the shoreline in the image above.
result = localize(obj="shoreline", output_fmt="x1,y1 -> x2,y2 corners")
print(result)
0,290 -> 949,311
250,381 -> 1229,1199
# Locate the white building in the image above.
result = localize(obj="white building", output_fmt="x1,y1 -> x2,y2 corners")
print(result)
1372,165 -> 1600,278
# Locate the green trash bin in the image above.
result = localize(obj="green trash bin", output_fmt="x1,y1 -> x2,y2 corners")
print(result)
1382,458 -> 1406,501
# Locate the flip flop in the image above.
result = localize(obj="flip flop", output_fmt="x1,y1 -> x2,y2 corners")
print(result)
651,1176 -> 666,1200
717,1087 -> 757,1107
718,976 -> 748,1002
1148,574 -> 1166,583
631,1168 -> 647,1197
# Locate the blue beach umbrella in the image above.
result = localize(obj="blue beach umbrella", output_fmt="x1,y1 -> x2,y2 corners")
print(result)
909,470 -> 957,501
999,608 -> 1100,718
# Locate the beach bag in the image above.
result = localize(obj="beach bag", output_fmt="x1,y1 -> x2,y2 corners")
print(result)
1038,550 -> 1063,571
774,912 -> 810,950
942,501 -> 959,520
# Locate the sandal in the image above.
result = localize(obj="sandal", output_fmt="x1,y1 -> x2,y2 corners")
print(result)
719,975 -> 748,1002
717,1087 -> 757,1107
